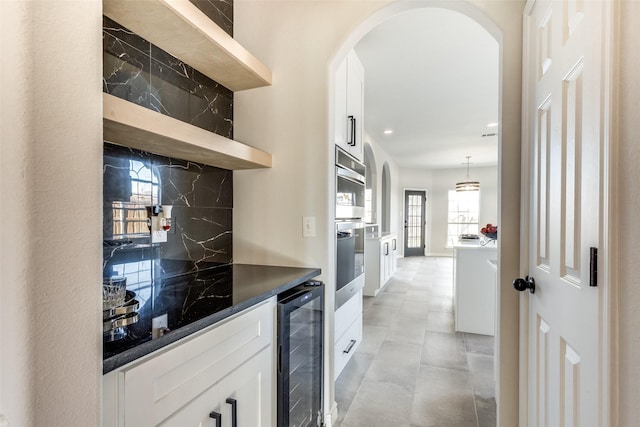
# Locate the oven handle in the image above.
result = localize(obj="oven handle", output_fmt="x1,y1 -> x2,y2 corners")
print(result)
336,165 -> 365,186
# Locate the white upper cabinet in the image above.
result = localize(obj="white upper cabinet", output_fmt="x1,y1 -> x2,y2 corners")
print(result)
335,50 -> 364,161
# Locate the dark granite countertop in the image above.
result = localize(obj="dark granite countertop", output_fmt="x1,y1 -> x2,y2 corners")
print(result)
103,263 -> 321,374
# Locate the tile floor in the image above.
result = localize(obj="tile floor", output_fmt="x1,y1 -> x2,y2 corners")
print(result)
334,256 -> 496,427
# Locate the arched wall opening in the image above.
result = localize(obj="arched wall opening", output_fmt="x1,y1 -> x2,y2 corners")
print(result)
326,3 -> 520,426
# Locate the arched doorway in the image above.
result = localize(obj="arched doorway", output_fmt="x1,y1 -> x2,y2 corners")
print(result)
328,3 -> 520,426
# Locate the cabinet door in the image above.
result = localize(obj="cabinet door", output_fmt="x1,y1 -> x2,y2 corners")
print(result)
334,58 -> 349,152
118,300 -> 274,427
346,52 -> 364,161
390,237 -> 397,275
380,240 -> 389,285
162,348 -> 273,427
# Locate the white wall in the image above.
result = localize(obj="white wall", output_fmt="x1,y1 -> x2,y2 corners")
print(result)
365,134 -> 401,236
617,0 -> 640,423
234,1 -> 523,425
399,166 -> 498,256
0,1 -> 102,426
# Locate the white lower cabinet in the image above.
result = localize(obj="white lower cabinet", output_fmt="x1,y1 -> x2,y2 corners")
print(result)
103,298 -> 275,427
364,234 -> 397,296
334,291 -> 362,380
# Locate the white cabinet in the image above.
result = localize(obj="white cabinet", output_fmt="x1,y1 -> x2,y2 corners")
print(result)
364,234 -> 398,297
454,244 -> 497,336
334,50 -> 364,161
334,291 -> 362,380
103,298 -> 275,427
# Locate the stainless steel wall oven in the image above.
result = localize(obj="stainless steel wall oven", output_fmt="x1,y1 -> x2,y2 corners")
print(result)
335,147 -> 366,310
335,147 -> 366,220
335,221 -> 365,309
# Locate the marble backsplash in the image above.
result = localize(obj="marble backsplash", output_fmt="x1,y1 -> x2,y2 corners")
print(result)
102,15 -> 234,139
189,0 -> 233,36
103,143 -> 233,301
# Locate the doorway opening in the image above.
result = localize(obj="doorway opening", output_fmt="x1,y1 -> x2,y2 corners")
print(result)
328,2 -> 517,426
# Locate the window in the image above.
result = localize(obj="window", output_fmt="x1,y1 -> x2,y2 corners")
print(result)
447,190 -> 480,246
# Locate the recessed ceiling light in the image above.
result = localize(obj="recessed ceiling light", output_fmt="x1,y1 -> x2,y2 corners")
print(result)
487,122 -> 498,127
383,129 -> 393,134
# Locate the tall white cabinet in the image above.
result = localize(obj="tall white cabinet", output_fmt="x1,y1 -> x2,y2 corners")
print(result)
334,50 -> 364,162
103,299 -> 275,427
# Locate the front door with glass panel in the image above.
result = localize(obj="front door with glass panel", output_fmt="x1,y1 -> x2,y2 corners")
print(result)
404,190 -> 426,257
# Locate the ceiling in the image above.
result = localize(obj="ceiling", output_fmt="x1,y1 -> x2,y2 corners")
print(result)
354,8 -> 499,170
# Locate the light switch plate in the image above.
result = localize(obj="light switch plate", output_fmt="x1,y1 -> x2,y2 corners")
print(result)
303,216 -> 316,237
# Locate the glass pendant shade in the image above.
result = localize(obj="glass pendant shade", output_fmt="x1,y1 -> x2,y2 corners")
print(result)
456,156 -> 480,192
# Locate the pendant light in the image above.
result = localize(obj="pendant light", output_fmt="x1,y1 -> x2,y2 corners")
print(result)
456,156 -> 480,192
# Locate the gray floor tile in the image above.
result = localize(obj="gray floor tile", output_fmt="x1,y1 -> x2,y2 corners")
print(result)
363,304 -> 399,327
411,365 -> 478,427
365,341 -> 422,392
398,300 -> 430,321
339,379 -> 413,427
362,296 -> 376,312
427,294 -> 454,312
372,291 -> 405,307
464,332 -> 495,356
355,324 -> 388,356
425,310 -> 455,333
475,396 -> 497,427
467,352 -> 495,399
335,353 -> 374,425
384,279 -> 411,294
388,316 -> 428,346
421,331 -> 468,371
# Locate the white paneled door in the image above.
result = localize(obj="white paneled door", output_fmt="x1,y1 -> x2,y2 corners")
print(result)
522,0 -> 611,426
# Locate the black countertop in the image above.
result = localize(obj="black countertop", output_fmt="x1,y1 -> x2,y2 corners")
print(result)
103,263 -> 321,374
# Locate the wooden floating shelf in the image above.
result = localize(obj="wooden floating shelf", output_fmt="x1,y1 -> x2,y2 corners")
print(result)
103,93 -> 272,170
103,0 -> 272,92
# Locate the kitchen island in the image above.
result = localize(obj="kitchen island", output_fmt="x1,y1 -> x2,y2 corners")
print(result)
453,241 -> 497,336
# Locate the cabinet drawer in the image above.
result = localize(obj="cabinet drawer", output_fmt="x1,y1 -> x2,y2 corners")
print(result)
334,314 -> 362,380
335,290 -> 361,339
120,298 -> 275,427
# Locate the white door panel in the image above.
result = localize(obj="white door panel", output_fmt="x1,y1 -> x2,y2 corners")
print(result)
523,0 -> 610,425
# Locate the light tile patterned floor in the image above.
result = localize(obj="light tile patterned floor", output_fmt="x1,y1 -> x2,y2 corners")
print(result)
334,256 -> 496,427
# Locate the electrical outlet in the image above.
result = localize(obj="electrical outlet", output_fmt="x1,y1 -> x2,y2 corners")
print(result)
152,314 -> 168,339
303,216 -> 316,237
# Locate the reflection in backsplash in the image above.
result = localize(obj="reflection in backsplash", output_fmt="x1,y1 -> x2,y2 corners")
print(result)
102,16 -> 234,139
103,144 -> 233,306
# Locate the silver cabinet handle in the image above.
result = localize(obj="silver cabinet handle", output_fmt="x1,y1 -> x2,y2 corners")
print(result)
343,339 -> 356,354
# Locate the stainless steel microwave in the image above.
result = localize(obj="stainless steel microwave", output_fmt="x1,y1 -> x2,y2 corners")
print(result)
335,147 -> 366,220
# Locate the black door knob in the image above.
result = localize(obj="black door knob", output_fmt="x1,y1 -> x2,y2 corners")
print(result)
513,275 -> 535,293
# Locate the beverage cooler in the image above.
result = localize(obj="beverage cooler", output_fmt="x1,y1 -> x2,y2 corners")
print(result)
277,282 -> 324,427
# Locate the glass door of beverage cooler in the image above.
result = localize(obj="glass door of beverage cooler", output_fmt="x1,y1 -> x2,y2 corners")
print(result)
277,282 -> 324,427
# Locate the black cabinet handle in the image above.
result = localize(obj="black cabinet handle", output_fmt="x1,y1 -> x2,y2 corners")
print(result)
226,398 -> 237,427
209,411 -> 221,426
343,339 -> 356,354
347,115 -> 356,146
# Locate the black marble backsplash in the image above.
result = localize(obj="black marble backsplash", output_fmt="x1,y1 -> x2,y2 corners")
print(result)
103,16 -> 234,139
190,0 -> 233,36
103,143 -> 233,298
